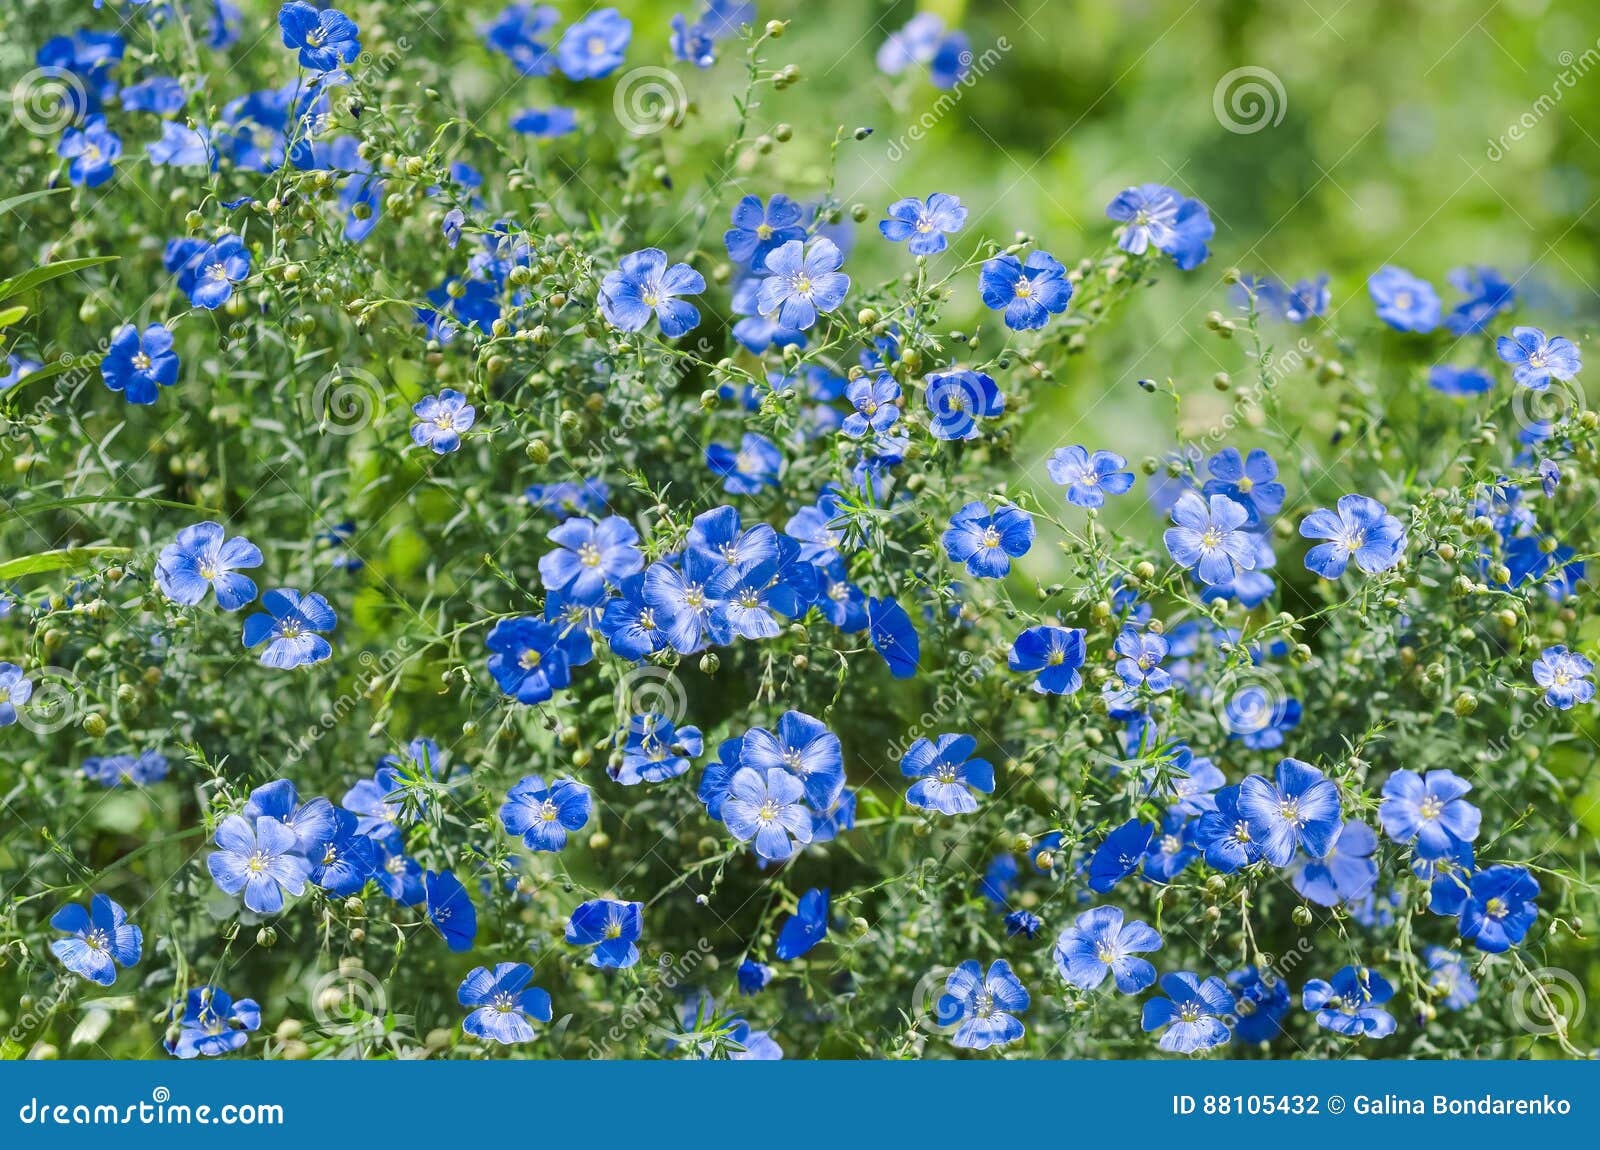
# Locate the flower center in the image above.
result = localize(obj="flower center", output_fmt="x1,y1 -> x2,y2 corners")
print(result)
520,648 -> 542,670
132,352 -> 152,371
981,526 -> 1002,549
1014,281 -> 1032,298
207,262 -> 229,281
1179,1001 -> 1202,1022
792,274 -> 813,295
492,992 -> 516,1013
247,851 -> 270,874
1485,897 -> 1508,919
1418,795 -> 1444,820
578,542 -> 602,567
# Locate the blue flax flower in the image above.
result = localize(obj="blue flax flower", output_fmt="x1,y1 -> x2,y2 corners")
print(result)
1531,645 -> 1594,709
1008,624 -> 1086,695
937,960 -> 1029,1050
706,432 -> 781,494
720,766 -> 813,860
1424,947 -> 1478,1011
278,2 -> 361,71
1368,265 -> 1440,332
1201,448 -> 1284,526
101,323 -> 179,405
1291,820 -> 1378,907
1300,494 -> 1406,577
157,521 -> 260,611
1053,906 -> 1161,994
1237,758 -> 1342,867
459,962 -> 552,1044
207,814 -> 311,913
539,515 -> 643,603
841,375 -> 901,438
50,894 -> 141,986
941,502 -> 1034,578
756,238 -> 850,330
501,775 -> 591,851
1115,627 -> 1170,692
242,589 -> 335,668
867,596 -> 921,679
165,986 -> 260,1059
739,710 -> 844,810
980,251 -> 1072,330
426,870 -> 478,952
1428,364 -> 1494,395
901,734 -> 994,815
410,389 -> 476,453
1228,967 -> 1290,1042
1496,326 -> 1581,390
1105,184 -> 1214,268
1046,446 -> 1133,508
1378,769 -> 1481,858
775,887 -> 829,959
1457,864 -> 1538,953
599,248 -> 704,337
567,898 -> 643,968
186,235 -> 251,310
480,3 -> 560,76
1088,819 -> 1155,893
485,616 -> 571,703
59,116 -> 121,187
923,370 -> 1002,440
724,193 -> 805,270
1444,266 -> 1514,335
613,713 -> 703,785
1164,491 -> 1256,586
558,8 -> 631,79
879,193 -> 967,255
1303,966 -> 1396,1038
1142,971 -> 1234,1053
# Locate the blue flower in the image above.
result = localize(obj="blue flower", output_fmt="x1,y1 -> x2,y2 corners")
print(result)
979,251 -> 1072,330
867,596 -> 921,679
924,370 -> 1002,440
721,766 -> 813,860
501,774 -> 591,851
186,235 -> 251,310
1105,184 -> 1214,268
480,3 -> 560,76
83,750 -> 168,786
207,814 -> 311,913
1300,494 -> 1406,577
425,869 -> 477,952
599,572 -> 671,660
842,375 -> 902,438
1046,446 -> 1134,508
936,960 -> 1028,1050
1194,790 -> 1259,876
738,710 -> 844,811
1457,864 -> 1538,953
1378,769 -> 1481,858
1368,265 -> 1439,332
1143,813 -> 1200,881
101,322 -> 178,405
1531,645 -> 1594,709
58,115 -> 121,187
155,521 -> 260,612
707,432 -> 781,494
1088,818 -> 1155,893
1008,624 -> 1085,695
558,8 -> 631,79
642,552 -> 738,653
241,589 -> 336,668
165,986 -> 261,1059
459,962 -> 552,1044
1005,910 -> 1044,939
775,887 -> 829,959
1222,685 -> 1301,750
1202,448 -> 1284,526
614,713 -> 703,785
1291,820 -> 1378,907
567,898 -> 643,968
1444,266 -> 1514,335
738,958 -> 772,995
297,805 -> 373,896
278,2 -> 361,71
756,238 -> 850,330
410,389 -> 476,453
50,894 -> 141,986
1496,325 -> 1582,390
538,515 -> 643,604
879,193 -> 967,256
901,734 -> 994,815
1236,758 -> 1342,867
370,828 -> 424,905
1424,947 -> 1478,1011
510,105 -> 577,137
1428,364 -> 1494,395
941,502 -> 1033,579
1303,966 -> 1396,1039
1142,971 -> 1234,1053
599,248 -> 704,337
1164,491 -> 1256,586
1281,275 -> 1330,323
485,616 -> 571,703
1114,627 -> 1170,692
1228,967 -> 1290,1043
1054,906 -> 1161,994
724,193 -> 806,270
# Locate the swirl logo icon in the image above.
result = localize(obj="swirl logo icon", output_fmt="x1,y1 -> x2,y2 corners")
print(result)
613,67 -> 687,136
1213,66 -> 1287,134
